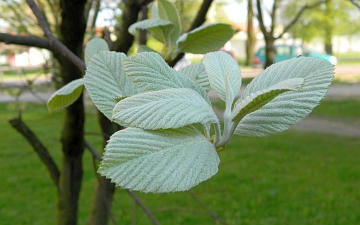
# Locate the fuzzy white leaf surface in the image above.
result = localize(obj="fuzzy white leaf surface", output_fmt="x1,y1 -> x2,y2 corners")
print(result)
98,126 -> 219,193
84,51 -> 141,120
112,88 -> 218,129
235,57 -> 334,136
178,62 -> 210,92
124,52 -> 210,103
84,38 -> 109,66
203,51 -> 241,104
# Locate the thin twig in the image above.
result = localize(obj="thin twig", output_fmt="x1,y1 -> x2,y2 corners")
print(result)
187,190 -> 228,225
26,0 -> 86,73
84,139 -> 102,161
8,117 -> 60,186
350,0 -> 360,10
84,141 -> 161,225
0,32 -> 54,51
127,190 -> 161,225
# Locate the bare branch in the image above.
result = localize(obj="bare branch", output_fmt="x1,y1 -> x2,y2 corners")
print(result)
270,0 -> 279,34
350,0 -> 360,10
127,190 -> 161,225
256,0 -> 269,37
0,32 -> 54,51
8,117 -> 60,186
168,0 -> 214,67
26,0 -> 86,73
277,0 -> 325,39
84,140 -> 102,161
189,0 -> 214,31
84,140 -> 160,225
187,191 -> 228,225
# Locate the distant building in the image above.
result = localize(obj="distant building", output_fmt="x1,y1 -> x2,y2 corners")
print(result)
0,42 -> 50,68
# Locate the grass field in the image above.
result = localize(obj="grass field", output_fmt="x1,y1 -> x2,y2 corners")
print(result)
1,100 -> 360,225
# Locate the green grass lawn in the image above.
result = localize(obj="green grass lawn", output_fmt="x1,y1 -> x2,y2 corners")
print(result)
1,101 -> 359,224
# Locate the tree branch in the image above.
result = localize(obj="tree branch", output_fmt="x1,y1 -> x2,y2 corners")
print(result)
168,0 -> 214,67
187,190 -> 228,224
26,0 -> 86,73
350,0 -> 360,10
256,0 -> 269,37
276,0 -> 325,39
84,140 -> 160,225
270,0 -> 279,34
0,32 -> 55,51
8,117 -> 60,186
189,0 -> 214,31
127,190 -> 161,225
84,140 -> 102,161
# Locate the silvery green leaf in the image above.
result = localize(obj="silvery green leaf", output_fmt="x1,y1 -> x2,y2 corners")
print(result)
232,78 -> 304,122
124,52 -> 210,103
84,51 -> 141,120
235,57 -> 334,137
203,51 -> 241,105
137,45 -> 158,53
128,19 -> 173,45
178,62 -> 210,92
112,88 -> 218,129
158,0 -> 181,43
47,78 -> 83,112
84,38 -> 109,66
175,23 -> 234,54
151,3 -> 159,18
98,126 -> 219,193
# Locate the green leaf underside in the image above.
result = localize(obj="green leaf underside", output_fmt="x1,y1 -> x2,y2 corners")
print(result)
235,57 -> 334,137
203,51 -> 241,104
158,0 -> 181,43
123,52 -> 210,104
99,126 -> 219,193
176,23 -> 234,54
128,19 -> 173,45
112,88 -> 218,130
84,51 -> 141,120
178,62 -> 210,92
232,78 -> 305,122
47,78 -> 84,112
84,38 -> 109,66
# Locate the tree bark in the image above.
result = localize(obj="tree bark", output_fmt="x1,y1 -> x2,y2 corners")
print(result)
87,114 -> 118,225
56,0 -> 87,224
112,0 -> 153,52
168,0 -> 214,67
139,4 -> 149,46
88,1 -> 151,224
264,37 -> 275,68
245,0 -> 256,66
324,0 -> 333,54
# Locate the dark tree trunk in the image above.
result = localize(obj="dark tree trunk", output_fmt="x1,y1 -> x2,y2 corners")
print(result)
57,0 -> 87,224
324,0 -> 333,54
112,0 -> 153,52
264,36 -> 275,68
139,4 -> 148,46
87,114 -> 119,225
245,0 -> 256,66
88,1 -> 152,224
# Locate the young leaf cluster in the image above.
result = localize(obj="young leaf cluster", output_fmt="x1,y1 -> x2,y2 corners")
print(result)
129,0 -> 234,61
47,37 -> 333,193
54,37 -> 332,193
